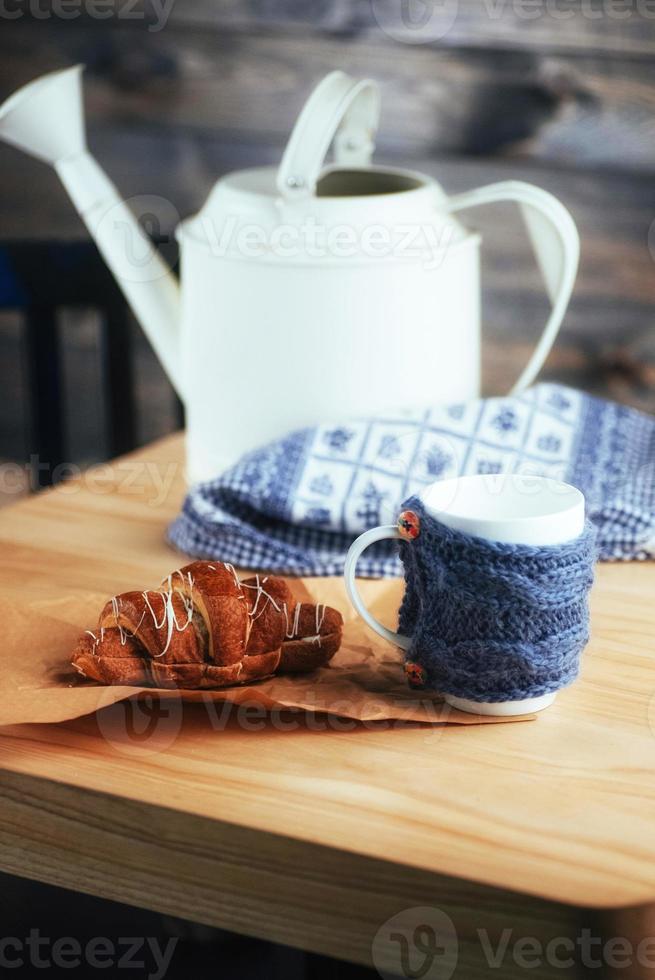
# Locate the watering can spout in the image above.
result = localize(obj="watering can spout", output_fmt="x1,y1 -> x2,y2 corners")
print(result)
0,66 -> 183,397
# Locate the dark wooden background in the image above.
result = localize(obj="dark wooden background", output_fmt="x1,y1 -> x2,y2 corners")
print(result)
1,0 -> 655,474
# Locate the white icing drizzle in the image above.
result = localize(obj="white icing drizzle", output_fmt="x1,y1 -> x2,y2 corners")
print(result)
286,602 -> 303,639
285,603 -> 325,641
93,564 -> 328,664
282,605 -> 324,643
89,561 -> 252,663
164,568 -> 195,598
242,575 -> 285,623
110,594 -> 145,645
224,562 -> 243,593
141,586 -> 195,657
85,628 -> 103,649
240,581 -> 326,643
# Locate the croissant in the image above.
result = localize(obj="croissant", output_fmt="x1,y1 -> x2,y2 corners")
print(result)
71,562 -> 343,689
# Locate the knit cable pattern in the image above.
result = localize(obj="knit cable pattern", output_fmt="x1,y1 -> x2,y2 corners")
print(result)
397,495 -> 597,702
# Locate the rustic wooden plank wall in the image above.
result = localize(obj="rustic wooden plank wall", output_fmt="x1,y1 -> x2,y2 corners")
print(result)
4,5 -> 655,170
0,0 -> 654,468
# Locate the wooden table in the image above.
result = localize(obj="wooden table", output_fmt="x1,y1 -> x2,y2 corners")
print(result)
0,434 -> 654,979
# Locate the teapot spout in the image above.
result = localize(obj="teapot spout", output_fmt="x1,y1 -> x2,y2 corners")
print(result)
0,66 -> 184,399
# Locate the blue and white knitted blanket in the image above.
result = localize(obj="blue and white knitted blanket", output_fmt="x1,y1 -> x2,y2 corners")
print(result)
168,384 -> 655,576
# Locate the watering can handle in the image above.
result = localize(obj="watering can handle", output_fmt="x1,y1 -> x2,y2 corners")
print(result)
446,181 -> 580,394
277,71 -> 380,200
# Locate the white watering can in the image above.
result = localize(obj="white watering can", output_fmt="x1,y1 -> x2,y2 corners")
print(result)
0,66 -> 579,482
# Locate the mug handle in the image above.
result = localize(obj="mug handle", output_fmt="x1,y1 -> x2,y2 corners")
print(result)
277,70 -> 380,200
344,526 -> 411,650
446,180 -> 580,394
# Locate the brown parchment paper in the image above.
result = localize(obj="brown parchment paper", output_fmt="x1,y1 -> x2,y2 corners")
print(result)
0,578 -> 532,728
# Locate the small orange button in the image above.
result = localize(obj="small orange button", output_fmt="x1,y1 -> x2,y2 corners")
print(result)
405,661 -> 426,688
398,510 -> 420,540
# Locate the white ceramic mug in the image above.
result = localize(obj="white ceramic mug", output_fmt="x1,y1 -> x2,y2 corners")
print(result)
344,474 -> 586,716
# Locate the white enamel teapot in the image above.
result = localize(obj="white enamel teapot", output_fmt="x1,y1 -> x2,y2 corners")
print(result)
0,67 -> 579,482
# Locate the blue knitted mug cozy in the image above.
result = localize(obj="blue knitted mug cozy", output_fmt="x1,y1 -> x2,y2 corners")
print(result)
397,496 -> 597,702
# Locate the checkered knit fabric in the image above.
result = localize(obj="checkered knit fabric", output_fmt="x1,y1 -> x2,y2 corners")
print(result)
168,383 -> 655,576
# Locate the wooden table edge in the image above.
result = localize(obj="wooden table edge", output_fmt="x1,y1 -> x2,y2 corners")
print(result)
2,431 -> 655,974
0,764 -> 652,978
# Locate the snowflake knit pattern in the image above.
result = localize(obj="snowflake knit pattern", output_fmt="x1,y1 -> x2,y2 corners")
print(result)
397,496 -> 597,702
168,383 -> 655,575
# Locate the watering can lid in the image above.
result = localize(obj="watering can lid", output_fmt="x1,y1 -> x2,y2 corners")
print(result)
179,163 -> 468,251
205,163 -> 452,203
179,71 -> 468,251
